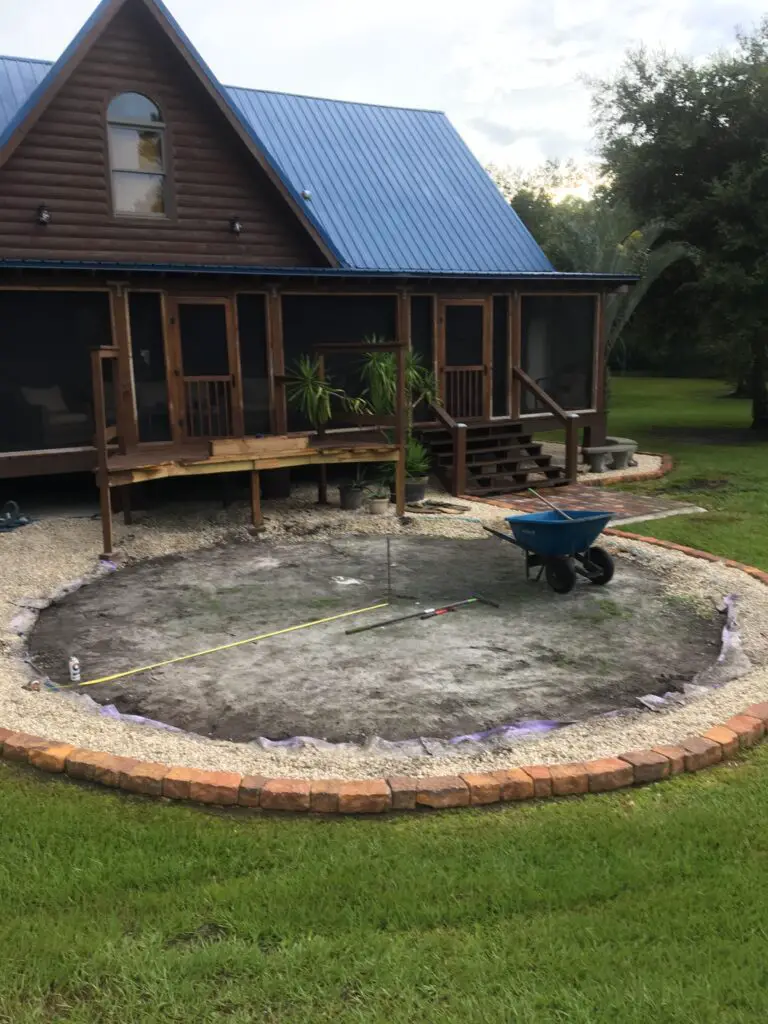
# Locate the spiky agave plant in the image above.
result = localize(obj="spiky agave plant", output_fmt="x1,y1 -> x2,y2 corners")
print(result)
285,355 -> 370,430
358,336 -> 439,426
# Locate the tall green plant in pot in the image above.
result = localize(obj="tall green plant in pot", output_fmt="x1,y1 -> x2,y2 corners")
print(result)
285,355 -> 370,509
285,355 -> 369,430
359,338 -> 438,503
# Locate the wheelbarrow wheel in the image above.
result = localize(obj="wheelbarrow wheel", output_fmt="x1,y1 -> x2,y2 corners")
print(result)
585,546 -> 614,586
545,558 -> 577,594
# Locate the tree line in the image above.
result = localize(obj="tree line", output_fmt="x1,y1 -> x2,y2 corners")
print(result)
491,17 -> 768,428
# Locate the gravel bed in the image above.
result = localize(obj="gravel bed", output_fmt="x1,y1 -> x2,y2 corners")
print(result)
1,487 -> 766,780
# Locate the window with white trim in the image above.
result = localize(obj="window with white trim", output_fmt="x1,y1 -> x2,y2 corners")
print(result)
107,92 -> 166,217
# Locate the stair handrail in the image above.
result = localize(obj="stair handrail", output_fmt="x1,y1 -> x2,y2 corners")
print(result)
429,402 -> 467,495
513,367 -> 579,483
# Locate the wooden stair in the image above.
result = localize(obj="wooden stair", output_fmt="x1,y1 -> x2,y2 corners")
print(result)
417,420 -> 569,497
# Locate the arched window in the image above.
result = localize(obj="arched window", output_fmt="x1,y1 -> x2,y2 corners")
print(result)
107,92 -> 166,217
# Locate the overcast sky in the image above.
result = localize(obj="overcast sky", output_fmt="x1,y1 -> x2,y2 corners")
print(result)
2,0 -> 766,169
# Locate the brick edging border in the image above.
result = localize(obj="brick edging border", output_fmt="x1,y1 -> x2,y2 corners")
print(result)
2,529 -> 766,814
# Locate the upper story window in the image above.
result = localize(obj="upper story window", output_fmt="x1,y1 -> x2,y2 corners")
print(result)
107,93 -> 166,217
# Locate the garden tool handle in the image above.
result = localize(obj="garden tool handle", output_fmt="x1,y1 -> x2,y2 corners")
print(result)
528,488 -> 573,521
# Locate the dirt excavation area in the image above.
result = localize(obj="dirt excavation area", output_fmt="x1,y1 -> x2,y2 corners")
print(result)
28,536 -> 721,744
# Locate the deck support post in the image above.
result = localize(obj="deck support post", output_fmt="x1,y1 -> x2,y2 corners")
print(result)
92,347 -> 115,557
99,478 -> 114,558
318,464 -> 328,505
122,485 -> 132,526
395,291 -> 410,517
250,470 -> 262,528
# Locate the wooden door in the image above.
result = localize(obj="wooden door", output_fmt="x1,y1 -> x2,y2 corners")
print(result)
167,296 -> 244,441
437,298 -> 492,420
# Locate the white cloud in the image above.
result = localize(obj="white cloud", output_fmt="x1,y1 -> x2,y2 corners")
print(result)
1,0 -> 765,168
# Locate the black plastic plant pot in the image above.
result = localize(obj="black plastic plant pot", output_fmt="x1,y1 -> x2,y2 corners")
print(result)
339,484 -> 365,511
389,477 -> 428,504
405,476 -> 428,503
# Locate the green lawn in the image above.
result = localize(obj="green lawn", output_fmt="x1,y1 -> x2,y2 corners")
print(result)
607,377 -> 768,567
2,378 -> 768,1023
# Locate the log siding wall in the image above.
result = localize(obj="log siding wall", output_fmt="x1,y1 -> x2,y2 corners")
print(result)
0,1 -> 324,267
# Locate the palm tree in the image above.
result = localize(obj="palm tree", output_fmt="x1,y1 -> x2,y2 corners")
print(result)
540,198 -> 693,366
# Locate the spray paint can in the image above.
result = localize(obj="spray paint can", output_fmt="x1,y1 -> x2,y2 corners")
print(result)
68,656 -> 81,683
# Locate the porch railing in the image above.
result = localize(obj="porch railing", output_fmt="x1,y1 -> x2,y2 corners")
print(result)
184,376 -> 233,438
443,366 -> 484,420
513,367 -> 579,482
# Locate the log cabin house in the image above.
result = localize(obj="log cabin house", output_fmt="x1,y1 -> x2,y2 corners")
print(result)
0,0 -> 631,553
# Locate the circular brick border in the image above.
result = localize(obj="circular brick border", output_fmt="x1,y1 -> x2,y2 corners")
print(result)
2,529 -> 766,814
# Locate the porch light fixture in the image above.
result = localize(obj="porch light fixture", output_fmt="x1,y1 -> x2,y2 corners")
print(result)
230,216 -> 243,236
37,203 -> 51,225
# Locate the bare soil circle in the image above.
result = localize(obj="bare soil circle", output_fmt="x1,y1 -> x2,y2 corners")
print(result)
29,536 -> 721,744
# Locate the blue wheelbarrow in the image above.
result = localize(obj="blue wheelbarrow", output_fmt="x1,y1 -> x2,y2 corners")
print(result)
483,509 -> 614,594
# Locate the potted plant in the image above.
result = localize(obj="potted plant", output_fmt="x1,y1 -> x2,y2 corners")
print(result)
285,355 -> 370,507
377,437 -> 431,503
285,355 -> 369,431
358,339 -> 438,504
365,481 -> 390,515
339,464 -> 367,511
403,435 -> 431,503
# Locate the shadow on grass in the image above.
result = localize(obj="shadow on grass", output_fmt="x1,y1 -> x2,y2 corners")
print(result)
646,425 -> 768,446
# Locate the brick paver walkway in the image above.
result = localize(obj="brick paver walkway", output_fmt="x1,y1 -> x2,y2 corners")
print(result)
494,483 -> 704,524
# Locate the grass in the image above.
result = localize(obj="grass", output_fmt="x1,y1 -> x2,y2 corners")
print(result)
606,377 -> 768,567
3,754 -> 768,1024
573,597 -> 632,624
2,377 -> 768,1022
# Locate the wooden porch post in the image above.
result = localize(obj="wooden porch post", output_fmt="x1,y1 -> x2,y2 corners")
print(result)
592,291 -> 608,445
482,295 -> 493,419
108,284 -> 138,453
316,353 -> 328,504
267,287 -> 287,435
395,290 -> 410,516
227,294 -> 246,437
509,291 -> 521,419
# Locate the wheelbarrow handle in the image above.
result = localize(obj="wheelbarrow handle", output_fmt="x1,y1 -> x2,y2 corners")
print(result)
482,524 -> 519,545
527,489 -> 573,521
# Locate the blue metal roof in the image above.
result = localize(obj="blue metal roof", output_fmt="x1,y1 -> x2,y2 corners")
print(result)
0,56 -> 50,138
0,0 -> 555,277
227,88 -> 553,275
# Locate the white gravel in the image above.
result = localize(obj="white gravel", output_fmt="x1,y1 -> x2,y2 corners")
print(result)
2,485 -> 766,780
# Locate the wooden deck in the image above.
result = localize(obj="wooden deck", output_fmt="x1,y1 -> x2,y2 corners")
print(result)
98,430 -> 402,556
105,432 -> 398,485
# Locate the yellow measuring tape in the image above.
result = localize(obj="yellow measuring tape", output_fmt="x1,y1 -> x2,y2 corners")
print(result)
72,601 -> 388,688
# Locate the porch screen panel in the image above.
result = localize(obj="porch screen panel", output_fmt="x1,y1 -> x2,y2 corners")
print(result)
411,296 -> 434,422
237,294 -> 270,435
128,292 -> 171,442
445,305 -> 483,365
0,291 -> 111,453
520,295 -> 595,412
282,295 -> 397,430
492,295 -> 509,417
